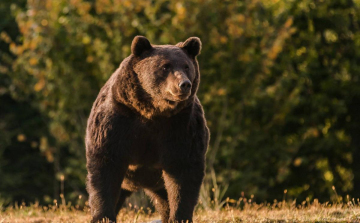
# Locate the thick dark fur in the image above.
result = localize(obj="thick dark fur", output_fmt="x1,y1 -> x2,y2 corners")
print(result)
85,36 -> 209,223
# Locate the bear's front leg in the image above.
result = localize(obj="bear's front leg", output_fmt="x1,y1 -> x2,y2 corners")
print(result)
162,159 -> 205,223
87,160 -> 128,223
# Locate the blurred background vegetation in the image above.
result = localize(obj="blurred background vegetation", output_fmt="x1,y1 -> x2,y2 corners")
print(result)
1,0 -> 360,207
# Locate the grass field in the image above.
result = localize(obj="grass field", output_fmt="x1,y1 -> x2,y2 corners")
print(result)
1,199 -> 360,223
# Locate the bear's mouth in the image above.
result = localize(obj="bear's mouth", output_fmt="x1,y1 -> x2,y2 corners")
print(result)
165,99 -> 178,105
165,95 -> 189,105
167,91 -> 191,102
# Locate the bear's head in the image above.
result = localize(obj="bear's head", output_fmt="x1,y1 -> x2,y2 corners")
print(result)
113,36 -> 202,119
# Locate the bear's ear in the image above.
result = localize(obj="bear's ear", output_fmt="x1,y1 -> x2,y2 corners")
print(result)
131,36 -> 152,56
179,37 -> 202,58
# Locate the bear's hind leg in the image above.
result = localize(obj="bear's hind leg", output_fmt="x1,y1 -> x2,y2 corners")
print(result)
115,189 -> 133,216
87,162 -> 128,223
162,164 -> 205,223
145,188 -> 170,223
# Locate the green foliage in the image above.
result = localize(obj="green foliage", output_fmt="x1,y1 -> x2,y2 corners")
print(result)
1,0 -> 360,204
0,0 -> 55,203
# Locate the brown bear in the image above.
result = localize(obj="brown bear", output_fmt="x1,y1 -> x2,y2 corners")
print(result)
85,36 -> 209,223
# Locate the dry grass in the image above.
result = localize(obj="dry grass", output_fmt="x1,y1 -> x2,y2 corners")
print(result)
1,199 -> 360,223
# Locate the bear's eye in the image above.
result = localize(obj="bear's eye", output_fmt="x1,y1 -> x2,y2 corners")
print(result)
185,65 -> 190,71
162,64 -> 171,71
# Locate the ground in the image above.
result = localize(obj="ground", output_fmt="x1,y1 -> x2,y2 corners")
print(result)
1,200 -> 360,223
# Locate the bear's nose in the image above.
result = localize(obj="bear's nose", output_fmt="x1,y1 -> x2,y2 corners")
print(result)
179,80 -> 192,92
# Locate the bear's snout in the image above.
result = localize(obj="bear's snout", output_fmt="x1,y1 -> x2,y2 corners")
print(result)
179,80 -> 192,93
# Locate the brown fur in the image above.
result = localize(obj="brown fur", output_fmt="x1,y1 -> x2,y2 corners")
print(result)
85,36 -> 209,223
